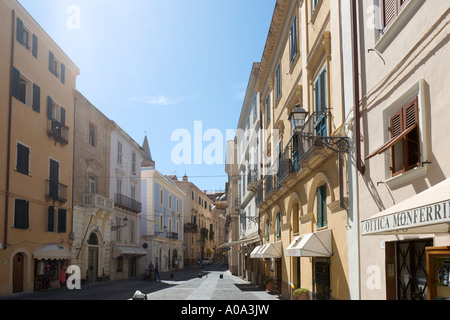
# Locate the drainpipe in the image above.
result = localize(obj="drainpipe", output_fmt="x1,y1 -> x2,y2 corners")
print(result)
352,0 -> 365,175
4,9 -> 15,250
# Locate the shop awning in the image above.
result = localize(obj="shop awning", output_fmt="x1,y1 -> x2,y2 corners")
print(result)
207,247 -> 215,253
361,178 -> 450,236
113,246 -> 148,258
219,234 -> 260,248
33,244 -> 71,260
250,241 -> 282,259
285,229 -> 332,257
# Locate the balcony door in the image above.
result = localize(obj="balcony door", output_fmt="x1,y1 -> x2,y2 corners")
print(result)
314,68 -> 327,137
49,159 -> 59,198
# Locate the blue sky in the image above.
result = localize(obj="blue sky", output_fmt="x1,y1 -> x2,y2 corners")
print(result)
18,0 -> 276,192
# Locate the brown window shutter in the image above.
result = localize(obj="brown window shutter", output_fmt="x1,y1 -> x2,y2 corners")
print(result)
403,97 -> 419,130
389,108 -> 403,138
382,0 -> 398,29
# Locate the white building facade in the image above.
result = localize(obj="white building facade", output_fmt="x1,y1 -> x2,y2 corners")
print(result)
140,140 -> 186,272
235,63 -> 262,284
109,125 -> 146,280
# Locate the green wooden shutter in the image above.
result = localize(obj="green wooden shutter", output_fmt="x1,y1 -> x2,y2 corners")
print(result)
58,209 -> 67,233
320,69 -> 327,112
12,67 -> 21,100
32,83 -> 40,113
32,34 -> 38,58
316,184 -> 327,228
49,51 -> 54,74
47,206 -> 54,232
61,63 -> 65,84
14,199 -> 29,229
16,143 -> 29,175
47,96 -> 53,119
60,107 -> 66,127
16,18 -> 24,44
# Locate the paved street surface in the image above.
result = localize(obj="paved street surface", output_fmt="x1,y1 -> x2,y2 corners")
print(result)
0,262 -> 281,301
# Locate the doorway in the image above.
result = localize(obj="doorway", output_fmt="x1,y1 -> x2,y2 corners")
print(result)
87,233 -> 99,283
13,253 -> 25,293
386,239 -> 432,300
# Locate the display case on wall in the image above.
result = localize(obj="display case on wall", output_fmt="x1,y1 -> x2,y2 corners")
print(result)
426,246 -> 450,300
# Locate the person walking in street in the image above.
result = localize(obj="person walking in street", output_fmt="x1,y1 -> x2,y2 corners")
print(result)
155,263 -> 161,281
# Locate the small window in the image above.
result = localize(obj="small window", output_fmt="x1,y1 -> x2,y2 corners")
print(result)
117,141 -> 123,164
131,152 -> 136,174
266,95 -> 270,124
16,143 -> 30,176
266,219 -> 270,241
89,123 -> 96,147
169,195 -> 172,210
160,189 -> 164,205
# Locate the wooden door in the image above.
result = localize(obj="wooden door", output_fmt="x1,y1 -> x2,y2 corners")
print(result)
87,247 -> 98,283
13,253 -> 24,293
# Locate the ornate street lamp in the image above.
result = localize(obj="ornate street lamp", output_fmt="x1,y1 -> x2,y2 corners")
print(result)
288,104 -> 309,132
111,217 -> 128,231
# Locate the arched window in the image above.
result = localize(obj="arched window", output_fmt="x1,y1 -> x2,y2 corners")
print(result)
88,232 -> 98,245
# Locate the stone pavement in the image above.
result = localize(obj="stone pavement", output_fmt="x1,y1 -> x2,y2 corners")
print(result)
143,268 -> 280,300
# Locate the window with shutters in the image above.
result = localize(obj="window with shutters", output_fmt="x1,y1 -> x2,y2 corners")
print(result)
290,15 -> 298,65
381,0 -> 410,30
49,51 -> 66,84
12,68 -> 40,112
14,199 -> 29,230
16,17 -> 38,58
366,97 -> 420,177
275,64 -> 281,102
16,143 -> 30,176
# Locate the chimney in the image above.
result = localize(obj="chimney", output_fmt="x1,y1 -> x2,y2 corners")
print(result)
183,175 -> 188,182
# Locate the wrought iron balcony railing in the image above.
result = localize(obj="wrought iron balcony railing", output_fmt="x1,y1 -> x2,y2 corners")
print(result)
47,119 -> 69,145
46,180 -> 68,203
115,193 -> 142,213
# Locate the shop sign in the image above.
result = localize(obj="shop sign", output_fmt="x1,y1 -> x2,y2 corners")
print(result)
362,200 -> 450,235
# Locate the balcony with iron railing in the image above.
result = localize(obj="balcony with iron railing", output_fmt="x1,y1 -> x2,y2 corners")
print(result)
46,180 -> 68,203
260,111 -> 350,205
47,119 -> 69,145
115,193 -> 142,213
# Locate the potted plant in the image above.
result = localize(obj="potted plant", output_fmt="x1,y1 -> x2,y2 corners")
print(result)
293,288 -> 310,300
264,277 -> 273,293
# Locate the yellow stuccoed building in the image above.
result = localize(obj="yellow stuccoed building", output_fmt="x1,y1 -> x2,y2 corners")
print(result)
252,0 -> 350,300
0,0 -> 79,296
